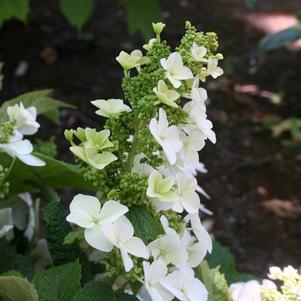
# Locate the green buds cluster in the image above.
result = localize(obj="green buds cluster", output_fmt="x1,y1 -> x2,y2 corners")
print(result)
0,121 -> 15,144
0,165 -> 9,199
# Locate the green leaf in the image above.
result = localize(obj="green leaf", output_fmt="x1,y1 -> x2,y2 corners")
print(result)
0,89 -> 75,123
64,228 -> 84,245
0,0 -> 29,26
126,206 -> 162,244
121,0 -> 162,39
198,261 -> 230,301
259,25 -> 301,53
59,0 -> 94,31
0,275 -> 38,301
0,239 -> 35,279
72,281 -> 114,301
0,152 -> 94,195
43,198 -> 79,265
244,0 -> 256,9
206,240 -> 256,284
33,261 -> 82,301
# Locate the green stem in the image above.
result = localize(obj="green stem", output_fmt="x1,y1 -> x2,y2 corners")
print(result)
3,156 -> 16,181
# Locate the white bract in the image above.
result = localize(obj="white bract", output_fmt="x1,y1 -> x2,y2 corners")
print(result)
143,259 -> 174,301
147,170 -> 177,202
180,230 -> 207,268
101,216 -> 149,272
161,264 -> 208,301
148,216 -> 188,266
7,103 -> 40,135
149,108 -> 182,165
91,99 -> 132,119
66,194 -> 128,252
186,213 -> 212,255
153,80 -> 180,108
206,57 -> 223,79
116,50 -> 149,71
0,137 -> 45,166
173,173 -> 200,213
191,42 -> 207,62
160,52 -> 193,88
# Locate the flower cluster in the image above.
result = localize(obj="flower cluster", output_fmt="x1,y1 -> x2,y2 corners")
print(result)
65,21 -> 223,301
0,102 -> 45,166
230,266 -> 301,301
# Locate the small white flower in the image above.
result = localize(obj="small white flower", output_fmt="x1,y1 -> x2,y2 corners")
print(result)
147,170 -> 177,202
101,216 -> 149,272
186,213 -> 212,254
0,137 -> 45,166
160,52 -> 193,88
206,57 -> 223,79
153,80 -> 180,108
143,38 -> 156,51
161,264 -> 208,301
229,280 -> 261,301
184,105 -> 216,144
116,50 -> 149,71
91,99 -> 132,119
149,108 -> 182,165
178,129 -> 205,169
7,103 -> 40,135
180,230 -> 207,268
148,216 -> 188,266
191,42 -> 207,62
172,173 -> 200,213
143,259 -> 174,301
66,194 -> 128,253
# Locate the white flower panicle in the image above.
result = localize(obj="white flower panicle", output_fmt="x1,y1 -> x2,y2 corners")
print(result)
65,21 -> 224,301
0,102 -> 45,166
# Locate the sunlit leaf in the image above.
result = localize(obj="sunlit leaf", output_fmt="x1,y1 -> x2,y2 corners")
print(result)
259,26 -> 301,53
0,0 -> 29,26
121,0 -> 162,39
0,275 -> 38,301
59,0 -> 94,31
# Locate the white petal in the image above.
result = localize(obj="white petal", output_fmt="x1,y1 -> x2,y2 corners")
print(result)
124,237 -> 149,259
84,225 -> 114,252
186,278 -> 208,301
120,245 -> 134,272
66,194 -> 101,228
18,154 -> 46,166
99,200 -> 128,224
160,270 -> 185,300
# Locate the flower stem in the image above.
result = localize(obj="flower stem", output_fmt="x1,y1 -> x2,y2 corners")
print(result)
4,156 -> 16,181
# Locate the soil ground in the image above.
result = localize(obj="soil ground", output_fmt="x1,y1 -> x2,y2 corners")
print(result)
0,0 -> 301,277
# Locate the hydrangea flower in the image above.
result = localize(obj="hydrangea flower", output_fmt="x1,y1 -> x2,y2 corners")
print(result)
172,173 -> 200,213
206,57 -> 223,79
143,259 -> 174,301
153,80 -> 180,108
116,50 -> 149,72
0,136 -> 45,166
147,216 -> 188,266
101,216 -> 149,272
160,52 -> 193,88
191,42 -> 207,62
66,194 -> 129,252
149,108 -> 182,165
91,99 -> 132,119
7,103 -> 40,135
160,264 -> 208,301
